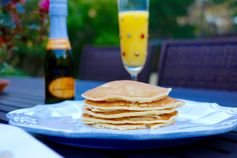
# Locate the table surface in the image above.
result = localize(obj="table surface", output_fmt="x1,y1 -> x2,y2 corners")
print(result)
1,77 -> 237,158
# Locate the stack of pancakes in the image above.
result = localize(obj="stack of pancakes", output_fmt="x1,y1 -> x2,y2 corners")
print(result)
81,80 -> 184,130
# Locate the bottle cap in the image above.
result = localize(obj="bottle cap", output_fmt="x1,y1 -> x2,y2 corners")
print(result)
49,0 -> 68,16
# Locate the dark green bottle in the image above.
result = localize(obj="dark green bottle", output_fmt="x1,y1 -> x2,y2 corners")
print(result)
45,0 -> 75,104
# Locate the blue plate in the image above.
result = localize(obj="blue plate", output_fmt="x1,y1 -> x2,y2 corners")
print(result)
7,100 -> 237,149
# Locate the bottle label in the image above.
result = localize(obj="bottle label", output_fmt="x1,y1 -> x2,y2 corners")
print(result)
48,77 -> 75,99
47,39 -> 71,50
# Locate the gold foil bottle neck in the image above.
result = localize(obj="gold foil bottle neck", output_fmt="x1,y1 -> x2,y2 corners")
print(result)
46,38 -> 71,50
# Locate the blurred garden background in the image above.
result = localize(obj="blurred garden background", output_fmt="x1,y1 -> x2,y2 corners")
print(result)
1,0 -> 237,77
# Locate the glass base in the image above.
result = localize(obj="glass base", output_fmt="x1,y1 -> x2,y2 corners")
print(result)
124,65 -> 143,77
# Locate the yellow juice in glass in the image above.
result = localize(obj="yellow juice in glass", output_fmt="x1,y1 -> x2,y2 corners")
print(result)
119,11 -> 149,67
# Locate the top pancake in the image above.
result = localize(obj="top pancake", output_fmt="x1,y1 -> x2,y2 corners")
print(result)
82,80 -> 171,103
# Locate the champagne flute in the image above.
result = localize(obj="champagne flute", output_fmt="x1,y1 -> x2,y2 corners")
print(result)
118,0 -> 149,81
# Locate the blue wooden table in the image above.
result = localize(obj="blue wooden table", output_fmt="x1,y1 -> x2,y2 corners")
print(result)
1,77 -> 237,158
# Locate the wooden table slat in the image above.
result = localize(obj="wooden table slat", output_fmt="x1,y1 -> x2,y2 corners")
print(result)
219,132 -> 237,142
0,104 -> 19,112
0,111 -> 8,122
2,90 -> 44,99
203,137 -> 237,153
4,89 -> 43,97
1,94 -> 42,102
170,145 -> 231,158
105,148 -> 180,158
0,95 -> 42,105
0,99 -> 37,108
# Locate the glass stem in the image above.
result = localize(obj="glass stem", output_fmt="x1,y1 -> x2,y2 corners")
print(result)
131,74 -> 138,81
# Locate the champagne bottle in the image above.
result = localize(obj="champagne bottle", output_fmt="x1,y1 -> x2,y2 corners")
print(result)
45,0 -> 75,104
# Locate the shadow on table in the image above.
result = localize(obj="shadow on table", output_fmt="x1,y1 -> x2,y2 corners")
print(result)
37,134 -> 235,158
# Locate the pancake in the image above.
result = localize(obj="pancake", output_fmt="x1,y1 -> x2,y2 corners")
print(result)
84,97 -> 184,111
82,111 -> 177,124
82,80 -> 171,103
81,80 -> 184,130
88,120 -> 175,130
84,107 -> 176,119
